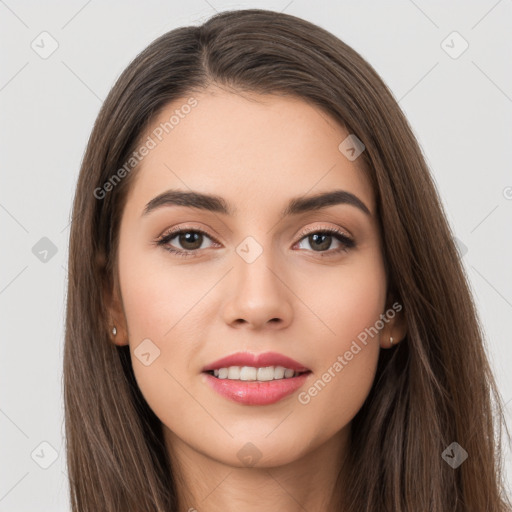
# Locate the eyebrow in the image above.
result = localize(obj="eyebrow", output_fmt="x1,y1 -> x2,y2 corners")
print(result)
142,188 -> 371,218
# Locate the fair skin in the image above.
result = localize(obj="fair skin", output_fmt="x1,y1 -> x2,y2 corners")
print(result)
108,86 -> 407,511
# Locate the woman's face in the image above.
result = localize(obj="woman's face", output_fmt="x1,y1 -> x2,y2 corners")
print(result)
110,87 -> 399,469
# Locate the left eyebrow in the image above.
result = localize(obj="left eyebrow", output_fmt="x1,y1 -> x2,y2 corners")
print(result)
142,188 -> 371,218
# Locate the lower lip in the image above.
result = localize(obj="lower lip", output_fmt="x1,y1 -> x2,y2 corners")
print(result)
202,372 -> 311,405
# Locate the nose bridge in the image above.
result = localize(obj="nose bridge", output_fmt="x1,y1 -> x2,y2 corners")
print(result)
222,232 -> 292,328
233,232 -> 281,297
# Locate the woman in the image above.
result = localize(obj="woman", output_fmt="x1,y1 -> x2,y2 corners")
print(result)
64,8 -> 511,511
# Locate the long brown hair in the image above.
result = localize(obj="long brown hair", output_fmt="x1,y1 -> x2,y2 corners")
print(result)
64,8 -> 511,511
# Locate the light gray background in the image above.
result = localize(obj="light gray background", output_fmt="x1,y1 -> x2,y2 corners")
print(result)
1,1 -> 511,510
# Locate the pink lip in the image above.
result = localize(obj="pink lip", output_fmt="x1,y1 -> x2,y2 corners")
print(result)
202,372 -> 311,405
202,351 -> 310,372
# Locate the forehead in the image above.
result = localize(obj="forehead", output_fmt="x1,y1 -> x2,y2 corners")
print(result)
124,87 -> 374,218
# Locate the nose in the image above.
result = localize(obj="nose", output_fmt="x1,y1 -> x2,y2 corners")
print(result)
221,248 -> 293,330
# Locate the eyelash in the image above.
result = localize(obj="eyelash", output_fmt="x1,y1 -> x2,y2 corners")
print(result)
154,225 -> 356,259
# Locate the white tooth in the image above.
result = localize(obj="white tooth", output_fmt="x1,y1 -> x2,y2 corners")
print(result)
257,366 -> 275,381
273,366 -> 286,379
217,368 -> 228,379
227,366 -> 241,379
213,365 -> 299,380
240,366 -> 257,380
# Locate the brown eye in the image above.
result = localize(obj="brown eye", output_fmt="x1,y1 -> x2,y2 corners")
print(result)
295,228 -> 355,255
307,233 -> 333,251
156,228 -> 218,257
175,231 -> 203,250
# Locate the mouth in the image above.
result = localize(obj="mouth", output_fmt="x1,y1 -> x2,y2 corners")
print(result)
201,351 -> 312,405
203,366 -> 312,381
201,364 -> 313,405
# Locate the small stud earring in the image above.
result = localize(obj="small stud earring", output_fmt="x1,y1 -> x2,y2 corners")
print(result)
112,326 -> 117,336
389,336 -> 394,346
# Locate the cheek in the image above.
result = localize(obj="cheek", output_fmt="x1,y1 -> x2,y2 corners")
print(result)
298,246 -> 387,347
118,238 -> 205,343
117,241 -> 186,388
294,250 -> 386,425
119,252 -> 171,341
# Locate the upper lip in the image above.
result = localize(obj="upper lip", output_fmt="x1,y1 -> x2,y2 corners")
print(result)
202,351 -> 311,372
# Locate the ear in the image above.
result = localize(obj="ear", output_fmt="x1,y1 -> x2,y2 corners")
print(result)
380,292 -> 407,349
103,273 -> 129,347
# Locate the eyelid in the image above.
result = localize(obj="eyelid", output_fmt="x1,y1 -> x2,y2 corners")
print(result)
158,223 -> 218,240
155,222 -> 355,256
296,223 -> 353,239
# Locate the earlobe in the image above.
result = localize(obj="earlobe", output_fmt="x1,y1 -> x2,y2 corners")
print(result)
109,322 -> 128,346
381,294 -> 408,348
108,315 -> 129,347
104,278 -> 129,346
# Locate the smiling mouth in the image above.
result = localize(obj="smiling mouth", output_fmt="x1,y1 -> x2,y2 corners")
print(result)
204,366 -> 312,382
